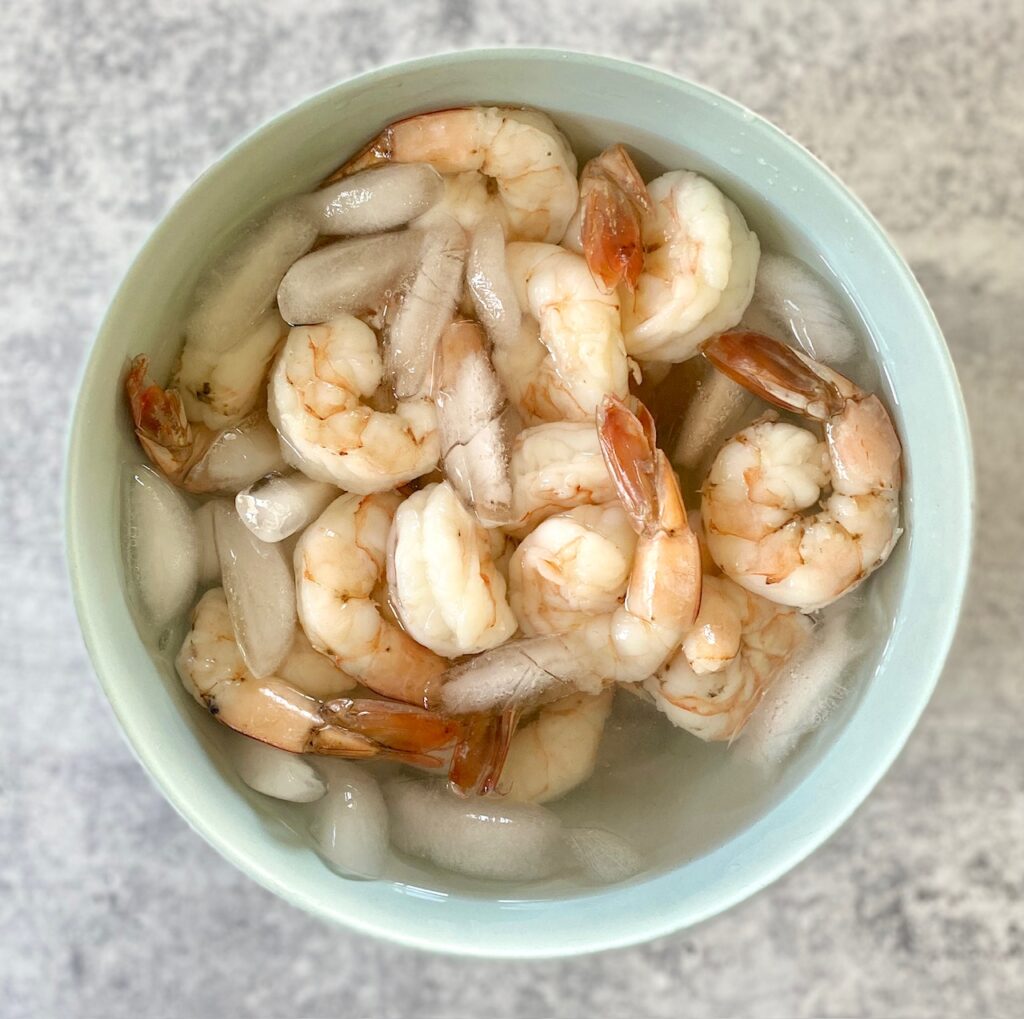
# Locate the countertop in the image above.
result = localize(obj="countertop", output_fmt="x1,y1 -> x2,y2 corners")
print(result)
2,1 -> 1021,1016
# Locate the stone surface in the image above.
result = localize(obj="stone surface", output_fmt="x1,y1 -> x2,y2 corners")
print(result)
2,1 -> 1022,1016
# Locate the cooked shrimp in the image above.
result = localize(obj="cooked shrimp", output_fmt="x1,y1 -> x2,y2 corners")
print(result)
294,491 -> 446,706
180,588 -> 514,795
177,588 -> 455,764
504,421 -> 617,538
334,106 -> 579,242
618,170 -> 759,362
645,575 -> 812,741
500,689 -> 614,803
125,357 -> 286,493
503,242 -> 630,423
387,481 -> 518,658
701,331 -> 903,611
268,315 -> 439,494
578,144 -> 652,294
441,397 -> 701,713
176,310 -> 288,430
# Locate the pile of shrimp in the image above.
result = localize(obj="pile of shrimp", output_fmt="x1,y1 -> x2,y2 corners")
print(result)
123,106 -> 903,885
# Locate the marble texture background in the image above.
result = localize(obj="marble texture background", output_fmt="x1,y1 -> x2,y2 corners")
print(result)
2,1 -> 1022,1016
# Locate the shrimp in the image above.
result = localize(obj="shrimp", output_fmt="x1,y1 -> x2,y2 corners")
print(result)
333,106 -> 579,243
616,170 -> 760,363
701,330 -> 903,611
504,421 -> 618,538
645,574 -> 812,741
177,588 -> 455,765
294,491 -> 446,706
179,588 -> 515,794
171,200 -> 316,428
503,242 -> 630,423
577,144 -> 652,294
268,315 -> 439,494
387,482 -> 518,658
441,397 -> 701,713
176,311 -> 288,430
500,689 -> 614,803
125,357 -> 287,493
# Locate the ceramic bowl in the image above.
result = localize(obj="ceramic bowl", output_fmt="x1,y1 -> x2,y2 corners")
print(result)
66,49 -> 972,957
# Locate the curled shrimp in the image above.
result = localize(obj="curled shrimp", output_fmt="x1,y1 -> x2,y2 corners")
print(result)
701,331 -> 903,611
613,170 -> 760,363
125,356 -> 286,493
268,315 -> 439,494
503,242 -> 631,423
500,689 -> 614,803
645,574 -> 812,741
387,481 -> 518,658
504,420 -> 618,539
441,397 -> 701,714
294,491 -> 446,706
177,588 -> 455,765
333,106 -> 579,242
179,588 -> 515,794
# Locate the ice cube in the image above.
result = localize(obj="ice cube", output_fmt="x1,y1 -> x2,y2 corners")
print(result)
184,413 -> 289,494
185,201 -> 317,353
742,252 -> 859,364
565,827 -> 644,884
385,778 -> 567,882
308,761 -> 390,879
673,363 -> 754,470
386,218 -> 466,399
213,501 -> 296,678
466,218 -> 522,352
193,499 -> 222,587
227,731 -> 326,802
123,465 -> 199,628
439,635 -> 580,714
305,164 -> 444,236
737,603 -> 860,769
277,230 -> 423,326
235,474 -> 338,542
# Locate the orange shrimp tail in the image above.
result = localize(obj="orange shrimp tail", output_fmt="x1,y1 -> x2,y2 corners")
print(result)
447,708 -> 520,797
703,331 -> 843,419
321,697 -> 459,756
125,355 -> 197,479
596,395 -> 659,533
322,128 -> 395,184
323,106 -> 471,184
581,145 -> 651,294
598,395 -> 701,627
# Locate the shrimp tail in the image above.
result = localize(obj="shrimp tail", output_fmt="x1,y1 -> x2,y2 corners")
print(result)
705,331 -> 902,493
447,708 -> 520,797
581,145 -> 651,294
703,331 -> 845,420
320,697 -> 458,762
321,128 -> 395,184
125,355 -> 201,481
598,395 -> 701,626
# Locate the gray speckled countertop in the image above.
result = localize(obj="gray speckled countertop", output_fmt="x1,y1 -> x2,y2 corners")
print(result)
3,1 -> 1022,1016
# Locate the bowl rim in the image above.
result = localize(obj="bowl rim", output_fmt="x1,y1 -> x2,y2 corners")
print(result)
65,46 -> 974,958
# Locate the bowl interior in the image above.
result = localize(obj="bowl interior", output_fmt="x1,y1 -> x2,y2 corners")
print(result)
67,50 -> 971,956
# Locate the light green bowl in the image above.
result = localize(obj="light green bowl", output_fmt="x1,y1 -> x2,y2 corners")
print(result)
66,49 -> 972,957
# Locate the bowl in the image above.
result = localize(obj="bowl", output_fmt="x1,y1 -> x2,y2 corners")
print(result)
66,48 -> 972,957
